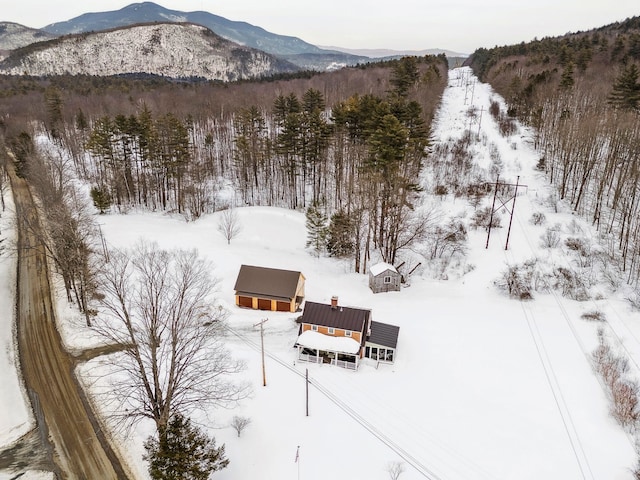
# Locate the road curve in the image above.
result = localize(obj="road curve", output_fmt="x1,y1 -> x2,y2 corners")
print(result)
9,162 -> 131,480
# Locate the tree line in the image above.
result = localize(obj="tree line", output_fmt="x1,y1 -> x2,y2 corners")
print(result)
6,55 -> 447,272
466,17 -> 640,288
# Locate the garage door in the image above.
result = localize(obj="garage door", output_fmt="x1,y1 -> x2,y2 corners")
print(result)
257,298 -> 272,310
238,296 -> 253,308
276,301 -> 291,312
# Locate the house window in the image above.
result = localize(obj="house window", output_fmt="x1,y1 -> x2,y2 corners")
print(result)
345,330 -> 352,337
328,327 -> 335,335
386,350 -> 394,362
370,347 -> 378,360
383,276 -> 392,284
311,325 -> 318,332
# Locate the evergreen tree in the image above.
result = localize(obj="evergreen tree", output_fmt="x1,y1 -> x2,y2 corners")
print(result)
44,86 -> 63,139
327,210 -> 355,257
143,413 -> 229,480
90,186 -> 112,214
305,204 -> 328,256
608,63 -> 640,110
389,56 -> 420,98
559,62 -> 575,90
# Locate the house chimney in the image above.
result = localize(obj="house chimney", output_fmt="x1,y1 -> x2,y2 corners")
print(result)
331,296 -> 338,309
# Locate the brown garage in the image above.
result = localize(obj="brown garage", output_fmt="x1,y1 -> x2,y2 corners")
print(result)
234,265 -> 306,313
238,296 -> 253,308
276,301 -> 291,312
257,298 -> 272,310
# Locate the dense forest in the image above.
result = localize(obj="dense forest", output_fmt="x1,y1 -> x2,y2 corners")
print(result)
467,16 -> 640,286
0,56 -> 449,321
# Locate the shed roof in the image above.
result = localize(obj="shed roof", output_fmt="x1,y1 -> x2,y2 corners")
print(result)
234,265 -> 303,301
300,301 -> 370,333
369,262 -> 398,276
296,330 -> 361,355
367,321 -> 400,349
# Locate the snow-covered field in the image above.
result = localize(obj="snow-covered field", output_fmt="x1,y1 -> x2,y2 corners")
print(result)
2,67 -> 640,479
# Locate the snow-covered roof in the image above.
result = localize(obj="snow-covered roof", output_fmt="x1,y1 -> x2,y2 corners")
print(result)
296,330 -> 361,355
369,262 -> 397,276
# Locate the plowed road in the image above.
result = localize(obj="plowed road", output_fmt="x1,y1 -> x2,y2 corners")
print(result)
10,163 -> 131,480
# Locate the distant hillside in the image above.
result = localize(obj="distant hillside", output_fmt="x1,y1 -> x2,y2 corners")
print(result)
463,16 -> 640,303
0,22 -> 299,81
465,16 -> 640,111
319,45 -> 468,58
42,1 -> 333,57
0,22 -> 56,55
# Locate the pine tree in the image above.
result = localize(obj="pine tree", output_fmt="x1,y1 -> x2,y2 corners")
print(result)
143,413 -> 229,480
90,186 -> 112,214
559,62 -> 575,90
608,63 -> 640,110
305,204 -> 328,256
327,210 -> 355,258
44,86 -> 63,139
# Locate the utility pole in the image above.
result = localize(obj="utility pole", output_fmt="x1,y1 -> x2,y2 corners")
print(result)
485,176 -> 500,249
485,175 -> 526,250
305,368 -> 309,417
254,318 -> 268,386
504,176 -> 520,250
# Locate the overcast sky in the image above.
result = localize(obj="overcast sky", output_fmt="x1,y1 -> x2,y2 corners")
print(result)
3,0 -> 639,54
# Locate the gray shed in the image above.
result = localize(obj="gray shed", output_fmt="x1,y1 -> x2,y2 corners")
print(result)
368,262 -> 401,293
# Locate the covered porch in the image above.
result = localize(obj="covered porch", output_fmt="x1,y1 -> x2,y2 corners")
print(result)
296,330 -> 361,371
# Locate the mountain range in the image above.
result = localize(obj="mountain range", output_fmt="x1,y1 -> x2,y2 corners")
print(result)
0,23 -> 298,81
0,2 -> 467,79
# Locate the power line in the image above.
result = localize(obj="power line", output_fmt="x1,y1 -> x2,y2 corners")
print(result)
225,325 -> 503,480
497,204 -> 597,479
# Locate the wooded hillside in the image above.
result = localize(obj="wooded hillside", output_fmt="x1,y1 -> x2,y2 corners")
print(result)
467,16 -> 640,286
0,55 -> 449,288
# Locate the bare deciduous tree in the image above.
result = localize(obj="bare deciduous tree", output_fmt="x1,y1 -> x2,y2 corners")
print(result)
217,208 -> 242,245
94,241 -> 248,431
386,461 -> 405,480
230,415 -> 251,437
540,226 -> 561,249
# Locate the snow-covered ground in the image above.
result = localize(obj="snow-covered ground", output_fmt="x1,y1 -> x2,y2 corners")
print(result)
2,67 -> 640,479
0,188 -> 28,441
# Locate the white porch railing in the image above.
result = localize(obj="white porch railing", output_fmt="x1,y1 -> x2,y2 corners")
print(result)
298,353 -> 322,364
297,351 -> 358,370
331,359 -> 357,370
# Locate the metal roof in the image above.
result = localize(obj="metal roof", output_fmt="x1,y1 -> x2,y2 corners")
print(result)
367,321 -> 400,349
369,262 -> 398,276
300,301 -> 370,333
234,265 -> 303,301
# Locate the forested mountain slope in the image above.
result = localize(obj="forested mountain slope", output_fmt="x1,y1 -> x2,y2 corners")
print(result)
0,22 -> 56,54
37,1 -> 365,70
466,16 -> 640,286
42,1 -> 331,57
0,22 -> 299,81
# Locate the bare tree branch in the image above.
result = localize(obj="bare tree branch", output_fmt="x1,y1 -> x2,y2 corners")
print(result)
93,241 -> 249,431
217,208 -> 242,245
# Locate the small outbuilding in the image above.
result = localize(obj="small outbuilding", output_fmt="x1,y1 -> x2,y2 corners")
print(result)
234,265 -> 305,312
368,262 -> 401,293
